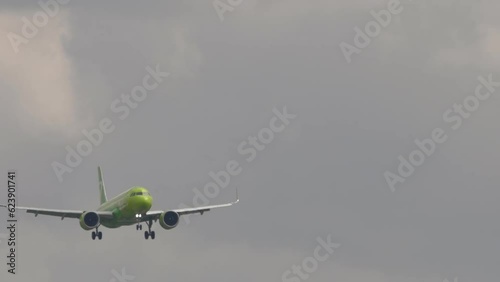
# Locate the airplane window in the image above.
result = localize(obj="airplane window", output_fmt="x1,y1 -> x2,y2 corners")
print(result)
130,193 -> 136,197
136,192 -> 143,196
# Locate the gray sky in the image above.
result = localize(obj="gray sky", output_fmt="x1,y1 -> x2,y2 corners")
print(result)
1,0 -> 500,281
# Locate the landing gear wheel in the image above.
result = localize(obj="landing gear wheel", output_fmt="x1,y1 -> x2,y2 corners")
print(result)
92,227 -> 102,240
144,219 -> 155,240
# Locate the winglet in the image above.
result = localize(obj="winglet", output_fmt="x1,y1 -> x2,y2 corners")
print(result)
234,187 -> 240,204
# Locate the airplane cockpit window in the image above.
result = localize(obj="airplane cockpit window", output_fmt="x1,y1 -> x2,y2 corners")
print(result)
130,191 -> 150,197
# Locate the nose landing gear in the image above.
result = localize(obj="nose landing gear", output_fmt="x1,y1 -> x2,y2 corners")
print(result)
135,214 -> 144,231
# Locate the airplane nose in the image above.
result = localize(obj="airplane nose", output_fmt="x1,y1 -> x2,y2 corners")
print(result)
139,197 -> 152,211
143,196 -> 152,210
132,196 -> 152,213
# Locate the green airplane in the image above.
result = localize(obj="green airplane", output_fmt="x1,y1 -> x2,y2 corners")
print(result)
1,167 -> 239,240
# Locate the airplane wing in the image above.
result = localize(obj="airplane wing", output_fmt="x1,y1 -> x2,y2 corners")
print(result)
144,188 -> 239,221
0,205 -> 114,220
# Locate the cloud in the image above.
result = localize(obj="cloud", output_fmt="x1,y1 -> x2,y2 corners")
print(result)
0,9 -> 80,137
168,25 -> 203,78
231,0 -> 389,24
431,24 -> 500,68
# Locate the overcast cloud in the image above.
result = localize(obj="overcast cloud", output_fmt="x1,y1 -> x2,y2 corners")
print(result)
1,0 -> 500,281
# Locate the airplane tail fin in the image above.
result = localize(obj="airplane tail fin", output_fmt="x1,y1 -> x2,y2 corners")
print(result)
98,166 -> 108,205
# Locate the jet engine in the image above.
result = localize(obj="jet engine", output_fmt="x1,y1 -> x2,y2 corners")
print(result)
159,211 -> 179,230
79,211 -> 100,230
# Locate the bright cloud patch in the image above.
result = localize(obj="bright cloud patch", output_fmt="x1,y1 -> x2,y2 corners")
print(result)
0,10 -> 78,137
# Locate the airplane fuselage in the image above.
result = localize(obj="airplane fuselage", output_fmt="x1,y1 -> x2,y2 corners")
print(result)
97,186 -> 152,228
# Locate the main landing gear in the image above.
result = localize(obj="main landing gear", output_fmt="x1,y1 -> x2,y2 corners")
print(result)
92,227 -> 103,240
144,219 -> 155,240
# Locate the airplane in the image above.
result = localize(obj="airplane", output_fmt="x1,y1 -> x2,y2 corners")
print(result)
1,166 -> 239,240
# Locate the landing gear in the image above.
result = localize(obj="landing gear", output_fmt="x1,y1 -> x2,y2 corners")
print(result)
144,219 -> 155,240
144,230 -> 156,240
92,227 -> 103,240
136,224 -> 142,231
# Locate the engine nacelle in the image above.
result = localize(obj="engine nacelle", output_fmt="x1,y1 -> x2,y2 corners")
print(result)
79,212 -> 101,230
159,211 -> 179,230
